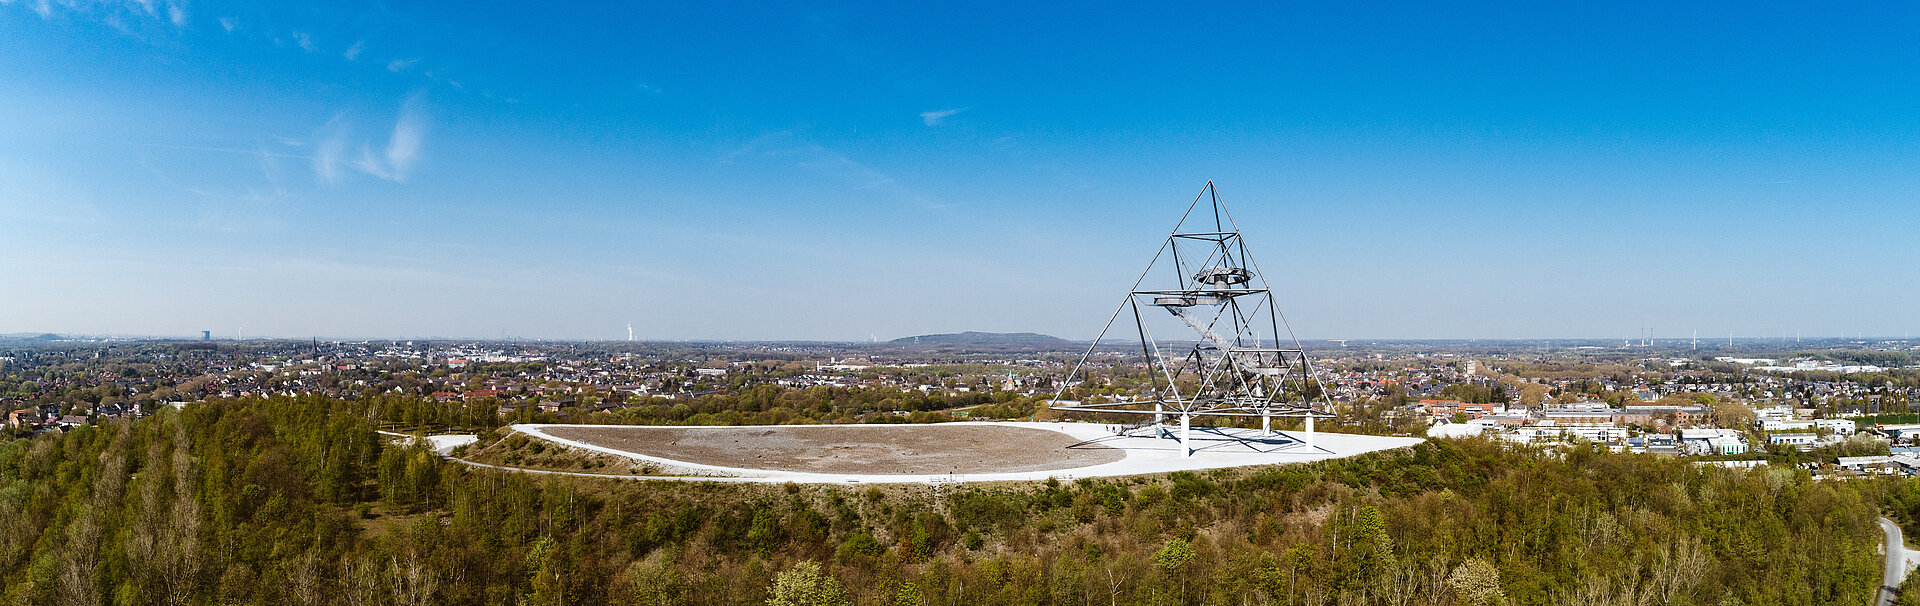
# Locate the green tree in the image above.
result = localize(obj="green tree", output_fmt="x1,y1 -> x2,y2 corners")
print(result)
767,561 -> 849,606
524,536 -> 566,606
1445,557 -> 1503,605
890,581 -> 923,606
1153,538 -> 1195,571
1154,538 -> 1197,603
621,548 -> 686,606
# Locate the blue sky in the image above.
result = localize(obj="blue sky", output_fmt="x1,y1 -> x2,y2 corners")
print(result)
3,1 -> 1917,341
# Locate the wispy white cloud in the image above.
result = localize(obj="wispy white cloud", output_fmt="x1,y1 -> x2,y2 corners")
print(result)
350,144 -> 391,180
919,107 -> 965,126
312,115 -> 350,185
313,94 -> 429,184
385,95 -> 426,180
292,31 -> 315,52
9,0 -> 189,30
217,15 -> 234,31
344,40 -> 365,61
388,58 -> 417,72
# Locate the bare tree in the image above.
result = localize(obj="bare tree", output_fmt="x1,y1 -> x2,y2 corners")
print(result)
60,425 -> 128,606
125,430 -> 168,605
284,550 -> 325,606
1379,558 -> 1421,606
338,554 -> 382,606
157,423 -> 202,606
1420,557 -> 1451,606
59,506 -> 103,606
1656,535 -> 1708,605
388,550 -> 439,606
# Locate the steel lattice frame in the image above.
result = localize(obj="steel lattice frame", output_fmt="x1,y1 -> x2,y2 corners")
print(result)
1052,182 -> 1333,451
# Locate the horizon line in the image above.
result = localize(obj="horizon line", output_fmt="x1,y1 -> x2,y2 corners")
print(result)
3,333 -> 1914,346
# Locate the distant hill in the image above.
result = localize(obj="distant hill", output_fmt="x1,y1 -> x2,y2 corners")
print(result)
0,333 -> 63,341
889,331 -> 1070,346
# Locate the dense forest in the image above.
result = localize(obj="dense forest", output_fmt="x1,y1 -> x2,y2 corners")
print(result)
0,395 -> 1896,605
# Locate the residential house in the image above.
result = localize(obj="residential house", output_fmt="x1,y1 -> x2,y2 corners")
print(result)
7,406 -> 43,428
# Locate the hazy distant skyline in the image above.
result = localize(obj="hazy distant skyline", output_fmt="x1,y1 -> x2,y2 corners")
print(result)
4,3 -> 1918,341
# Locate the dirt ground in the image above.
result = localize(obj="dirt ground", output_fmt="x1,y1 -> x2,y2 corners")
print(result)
540,425 -> 1124,475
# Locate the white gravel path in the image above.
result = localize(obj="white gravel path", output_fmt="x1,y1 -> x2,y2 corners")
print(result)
506,421 -> 1422,484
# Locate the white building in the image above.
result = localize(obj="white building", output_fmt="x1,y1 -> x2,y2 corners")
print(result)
1552,402 -> 1613,412
1754,405 -> 1795,422
1760,419 -> 1816,432
1426,420 -> 1495,439
1706,435 -> 1749,455
1881,424 -> 1920,441
1680,428 -> 1749,455
1510,423 -> 1627,445
1836,456 -> 1903,474
1767,433 -> 1818,448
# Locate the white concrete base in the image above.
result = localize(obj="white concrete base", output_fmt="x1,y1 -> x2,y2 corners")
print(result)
510,421 -> 1423,484
377,430 -> 477,455
426,434 -> 477,454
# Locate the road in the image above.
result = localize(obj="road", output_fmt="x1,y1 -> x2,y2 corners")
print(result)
379,429 -> 771,483
1880,518 -> 1916,606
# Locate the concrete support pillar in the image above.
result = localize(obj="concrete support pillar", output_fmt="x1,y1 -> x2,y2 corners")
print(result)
1305,415 -> 1316,450
1262,414 -> 1271,436
1181,413 -> 1191,457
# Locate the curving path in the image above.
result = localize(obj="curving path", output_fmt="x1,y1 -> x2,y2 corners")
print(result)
384,429 -> 792,483
384,422 -> 1424,485
1881,518 -> 1920,606
509,421 -> 1423,484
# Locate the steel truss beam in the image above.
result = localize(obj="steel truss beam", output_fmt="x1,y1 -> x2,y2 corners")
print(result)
1051,181 -> 1335,456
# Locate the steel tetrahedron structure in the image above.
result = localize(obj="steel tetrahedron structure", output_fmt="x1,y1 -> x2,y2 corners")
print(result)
1051,181 -> 1334,456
